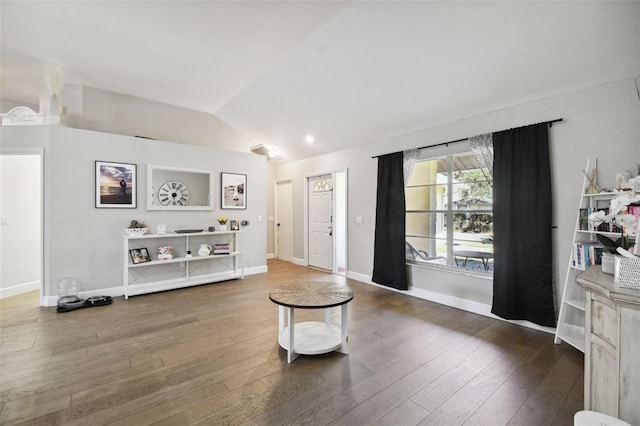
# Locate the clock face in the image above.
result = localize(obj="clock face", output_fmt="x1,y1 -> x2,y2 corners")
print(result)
158,181 -> 190,206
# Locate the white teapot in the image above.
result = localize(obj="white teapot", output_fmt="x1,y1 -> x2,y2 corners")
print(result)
198,244 -> 212,256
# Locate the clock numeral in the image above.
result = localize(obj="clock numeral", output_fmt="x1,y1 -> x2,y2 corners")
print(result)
171,182 -> 177,189
160,197 -> 169,203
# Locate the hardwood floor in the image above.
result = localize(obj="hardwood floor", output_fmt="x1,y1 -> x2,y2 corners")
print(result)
0,260 -> 583,425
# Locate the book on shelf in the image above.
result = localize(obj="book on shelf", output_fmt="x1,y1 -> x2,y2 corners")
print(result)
579,206 -> 628,233
572,241 -> 605,270
628,204 -> 640,236
213,243 -> 230,255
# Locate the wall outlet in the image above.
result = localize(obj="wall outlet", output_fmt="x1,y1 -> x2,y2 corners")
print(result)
1,217 -> 7,226
356,216 -> 363,224
268,216 -> 274,222
257,215 -> 263,223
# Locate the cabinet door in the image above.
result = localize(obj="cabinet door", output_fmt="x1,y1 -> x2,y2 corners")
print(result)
619,307 -> 640,425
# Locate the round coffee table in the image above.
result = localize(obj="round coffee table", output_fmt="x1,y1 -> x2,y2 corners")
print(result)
269,280 -> 354,363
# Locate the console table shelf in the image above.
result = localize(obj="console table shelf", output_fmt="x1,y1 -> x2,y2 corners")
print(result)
123,231 -> 243,298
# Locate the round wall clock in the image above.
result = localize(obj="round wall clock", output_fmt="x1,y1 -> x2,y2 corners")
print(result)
158,181 -> 190,206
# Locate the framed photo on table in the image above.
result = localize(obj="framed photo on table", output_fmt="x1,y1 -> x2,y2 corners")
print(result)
95,161 -> 137,208
229,220 -> 239,231
221,172 -> 246,209
129,248 -> 151,264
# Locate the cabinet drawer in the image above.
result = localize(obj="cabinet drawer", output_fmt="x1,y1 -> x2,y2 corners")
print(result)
591,298 -> 617,347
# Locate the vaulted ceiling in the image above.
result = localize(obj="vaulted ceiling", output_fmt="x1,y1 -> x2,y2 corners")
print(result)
2,1 -> 639,161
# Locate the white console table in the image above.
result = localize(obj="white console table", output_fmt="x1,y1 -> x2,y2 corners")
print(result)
123,230 -> 243,298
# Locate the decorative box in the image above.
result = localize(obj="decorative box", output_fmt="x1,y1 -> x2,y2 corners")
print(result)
614,256 -> 640,289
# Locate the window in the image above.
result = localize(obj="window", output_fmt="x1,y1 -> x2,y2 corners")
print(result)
405,151 -> 494,273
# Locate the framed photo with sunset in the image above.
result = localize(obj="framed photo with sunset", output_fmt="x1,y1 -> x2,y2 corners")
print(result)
95,161 -> 137,208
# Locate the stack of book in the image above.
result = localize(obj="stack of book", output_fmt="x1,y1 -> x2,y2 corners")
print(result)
579,207 -> 623,232
572,241 -> 605,270
214,243 -> 230,255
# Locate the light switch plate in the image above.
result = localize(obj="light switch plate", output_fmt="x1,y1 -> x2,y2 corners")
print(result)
356,216 -> 363,224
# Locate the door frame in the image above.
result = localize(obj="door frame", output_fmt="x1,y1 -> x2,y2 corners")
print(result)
304,168 -> 348,274
274,177 -> 293,261
1,148 -> 45,306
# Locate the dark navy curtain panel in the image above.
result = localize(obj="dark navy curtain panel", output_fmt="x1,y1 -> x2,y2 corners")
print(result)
372,151 -> 408,290
491,123 -> 556,327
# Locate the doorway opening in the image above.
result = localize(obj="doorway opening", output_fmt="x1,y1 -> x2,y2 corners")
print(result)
0,149 -> 43,306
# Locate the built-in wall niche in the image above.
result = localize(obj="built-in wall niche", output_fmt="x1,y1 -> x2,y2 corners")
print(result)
147,164 -> 214,210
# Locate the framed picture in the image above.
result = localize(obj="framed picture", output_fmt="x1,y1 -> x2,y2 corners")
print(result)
221,172 -> 246,209
229,220 -> 239,231
129,248 -> 151,264
96,161 -> 137,208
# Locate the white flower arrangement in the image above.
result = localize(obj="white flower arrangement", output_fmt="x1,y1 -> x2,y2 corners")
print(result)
588,175 -> 640,257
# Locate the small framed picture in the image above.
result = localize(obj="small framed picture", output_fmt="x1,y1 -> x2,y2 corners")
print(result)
96,161 -> 137,208
129,248 -> 151,264
229,220 -> 239,231
221,172 -> 246,209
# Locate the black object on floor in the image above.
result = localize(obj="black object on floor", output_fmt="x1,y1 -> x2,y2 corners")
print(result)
57,295 -> 113,312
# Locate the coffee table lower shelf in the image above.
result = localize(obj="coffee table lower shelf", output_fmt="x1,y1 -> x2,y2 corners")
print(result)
277,321 -> 343,355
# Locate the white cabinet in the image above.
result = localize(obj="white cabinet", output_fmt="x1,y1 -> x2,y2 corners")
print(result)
577,266 -> 640,425
123,231 -> 243,298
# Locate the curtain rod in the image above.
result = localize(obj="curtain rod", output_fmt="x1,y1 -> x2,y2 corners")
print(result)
371,118 -> 563,159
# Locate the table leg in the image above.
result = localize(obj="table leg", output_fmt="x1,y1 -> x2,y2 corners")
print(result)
337,303 -> 349,354
278,305 -> 285,333
287,307 -> 298,363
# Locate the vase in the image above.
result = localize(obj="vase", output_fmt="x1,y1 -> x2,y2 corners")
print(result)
198,244 -> 212,256
219,224 -> 227,231
601,252 -> 618,274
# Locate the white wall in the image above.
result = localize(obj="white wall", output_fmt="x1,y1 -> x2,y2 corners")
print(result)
47,85 -> 254,154
0,126 -> 267,305
273,78 -> 640,314
1,98 -> 38,113
0,152 -> 41,298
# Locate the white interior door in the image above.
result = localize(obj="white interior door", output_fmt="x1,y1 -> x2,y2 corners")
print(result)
308,175 -> 333,271
276,180 -> 293,261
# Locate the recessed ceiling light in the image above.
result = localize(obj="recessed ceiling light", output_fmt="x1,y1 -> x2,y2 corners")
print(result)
305,135 -> 315,143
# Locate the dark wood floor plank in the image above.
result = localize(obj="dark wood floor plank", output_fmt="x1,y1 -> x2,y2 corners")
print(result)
0,260 -> 584,426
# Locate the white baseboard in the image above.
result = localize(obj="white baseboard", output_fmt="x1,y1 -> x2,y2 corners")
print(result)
345,270 -> 555,335
244,265 -> 268,275
291,257 -> 306,266
43,265 -> 270,307
0,280 -> 40,299
266,253 -> 275,259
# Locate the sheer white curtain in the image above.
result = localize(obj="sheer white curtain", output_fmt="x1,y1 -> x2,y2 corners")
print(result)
403,148 -> 419,184
469,133 -> 493,179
